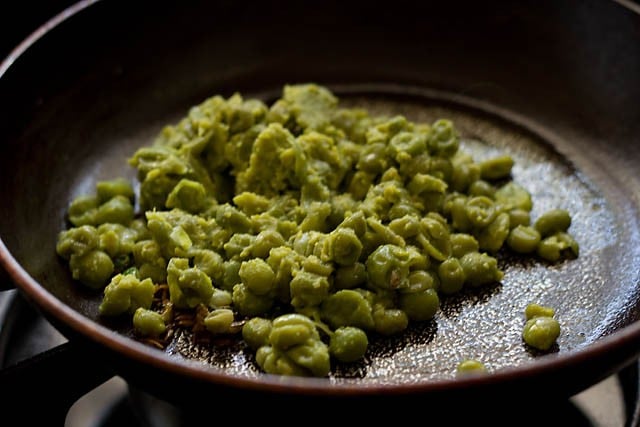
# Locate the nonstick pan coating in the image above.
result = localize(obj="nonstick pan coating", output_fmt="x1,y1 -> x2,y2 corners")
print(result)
1,0 -> 639,402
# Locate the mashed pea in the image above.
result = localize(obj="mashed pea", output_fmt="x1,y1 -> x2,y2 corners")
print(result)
57,84 -> 579,377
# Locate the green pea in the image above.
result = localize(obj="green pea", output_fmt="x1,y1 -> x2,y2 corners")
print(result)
388,215 -> 421,238
388,131 -> 427,158
366,244 -> 411,290
68,195 -> 100,226
242,317 -> 272,350
239,258 -> 276,296
222,260 -> 241,292
276,220 -> 298,240
371,115 -> 409,143
204,308 -> 235,334
168,226 -> 192,253
534,209 -> 572,237
216,203 -> 253,233
507,225 -> 541,254
330,327 -> 369,363
525,303 -> 555,320
223,233 -> 256,260
301,256 -> 333,277
97,223 -> 137,258
267,247 -> 302,302
167,258 -> 214,309
334,263 -> 367,290
233,192 -> 271,215
456,359 -> 487,376
209,288 -> 232,308
192,249 -> 224,283
451,162 -> 481,193
95,195 -> 134,225
320,289 -> 374,330
459,252 -> 503,287
537,232 -> 579,262
416,217 -> 451,261
477,212 -> 510,253
299,202 -> 332,232
133,308 -> 166,337
397,152 -> 430,177
348,171 -> 375,200
69,250 -> 114,289
289,270 -> 330,308
56,225 -> 99,259
133,240 -> 167,283
399,288 -> 439,321
232,283 -> 273,316
450,233 -> 479,258
99,273 -> 155,316
323,227 -> 363,266
428,157 -> 454,184
427,119 -> 459,157
256,346 -> 308,377
407,173 -> 448,196
495,182 -> 532,211
404,270 -> 438,292
448,196 -> 473,232
269,322 -> 316,351
165,179 -> 207,213
251,230 -> 286,259
468,180 -> 495,198
138,169 -> 182,211
479,155 -> 514,180
508,209 -> 531,228
96,178 -> 134,203
372,307 -> 409,335
522,316 -> 560,351
465,196 -> 496,228
357,143 -> 388,174
337,210 -> 367,237
291,231 -> 326,257
365,217 -> 406,248
285,339 -> 331,377
406,246 -> 430,270
438,258 -> 466,295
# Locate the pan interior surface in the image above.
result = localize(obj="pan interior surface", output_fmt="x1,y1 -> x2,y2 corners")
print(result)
62,84 -> 635,385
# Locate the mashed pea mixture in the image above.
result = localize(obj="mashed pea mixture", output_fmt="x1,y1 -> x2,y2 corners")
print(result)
57,84 -> 578,377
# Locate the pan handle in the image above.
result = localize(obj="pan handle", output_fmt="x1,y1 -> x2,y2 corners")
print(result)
0,341 -> 115,423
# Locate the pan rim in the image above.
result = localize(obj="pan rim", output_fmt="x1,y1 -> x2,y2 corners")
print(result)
1,0 -> 640,396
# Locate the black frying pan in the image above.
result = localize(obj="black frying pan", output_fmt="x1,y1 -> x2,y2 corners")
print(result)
1,0 -> 640,420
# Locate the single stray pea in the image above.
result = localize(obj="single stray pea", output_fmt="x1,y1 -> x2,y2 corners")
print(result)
456,359 -> 488,376
523,316 -> 560,351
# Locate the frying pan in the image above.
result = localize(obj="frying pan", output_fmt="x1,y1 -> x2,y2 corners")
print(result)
1,0 -> 640,420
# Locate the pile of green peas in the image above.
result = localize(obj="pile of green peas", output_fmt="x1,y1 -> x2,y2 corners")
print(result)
56,84 -> 578,377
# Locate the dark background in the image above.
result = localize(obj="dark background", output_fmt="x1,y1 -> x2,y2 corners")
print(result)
1,0 -> 77,58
